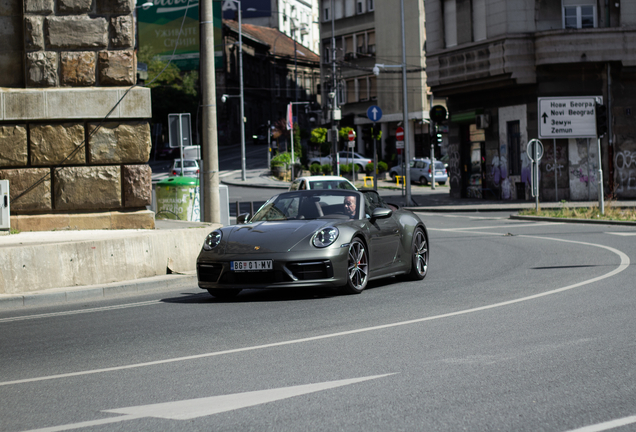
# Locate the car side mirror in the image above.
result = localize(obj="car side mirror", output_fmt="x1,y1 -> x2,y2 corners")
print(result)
370,207 -> 392,220
236,213 -> 250,224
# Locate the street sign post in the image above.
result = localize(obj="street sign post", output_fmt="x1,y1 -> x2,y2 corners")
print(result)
367,105 -> 383,122
527,139 -> 544,211
348,129 -> 356,179
538,96 -> 601,139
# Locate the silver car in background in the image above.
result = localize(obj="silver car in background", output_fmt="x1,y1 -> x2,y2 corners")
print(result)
171,159 -> 200,178
390,158 -> 448,185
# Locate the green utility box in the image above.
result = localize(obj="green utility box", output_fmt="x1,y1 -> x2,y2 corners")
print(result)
155,176 -> 200,221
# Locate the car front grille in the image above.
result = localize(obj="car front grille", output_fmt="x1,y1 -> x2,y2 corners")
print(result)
287,260 -> 333,280
197,263 -> 223,282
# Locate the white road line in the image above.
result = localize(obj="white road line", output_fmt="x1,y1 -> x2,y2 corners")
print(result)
564,415 -> 636,432
0,235 -> 629,388
606,232 -> 636,236
429,222 -> 562,231
219,169 -> 242,178
416,213 -> 506,220
0,300 -> 162,323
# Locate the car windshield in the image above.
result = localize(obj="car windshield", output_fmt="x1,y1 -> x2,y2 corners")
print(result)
308,180 -> 356,190
250,191 -> 361,222
175,160 -> 197,168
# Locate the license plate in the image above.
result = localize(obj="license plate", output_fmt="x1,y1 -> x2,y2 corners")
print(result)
436,172 -> 443,175
230,260 -> 273,272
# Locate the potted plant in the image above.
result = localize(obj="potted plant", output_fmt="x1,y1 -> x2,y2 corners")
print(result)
321,163 -> 333,175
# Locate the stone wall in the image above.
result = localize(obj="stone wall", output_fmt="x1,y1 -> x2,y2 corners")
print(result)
0,0 -> 153,231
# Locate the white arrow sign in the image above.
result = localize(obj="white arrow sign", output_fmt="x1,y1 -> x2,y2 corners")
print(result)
25,374 -> 395,432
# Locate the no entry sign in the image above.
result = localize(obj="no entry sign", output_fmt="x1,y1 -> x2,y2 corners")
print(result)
396,127 -> 404,141
348,130 -> 356,141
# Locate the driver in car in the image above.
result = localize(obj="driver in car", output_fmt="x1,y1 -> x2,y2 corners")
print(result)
344,195 -> 357,219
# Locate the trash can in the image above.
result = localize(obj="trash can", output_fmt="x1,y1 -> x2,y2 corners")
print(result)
155,176 -> 200,221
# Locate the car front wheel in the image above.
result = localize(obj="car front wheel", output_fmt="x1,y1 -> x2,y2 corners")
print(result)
342,238 -> 368,294
406,227 -> 428,280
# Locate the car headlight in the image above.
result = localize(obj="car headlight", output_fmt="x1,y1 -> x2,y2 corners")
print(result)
312,227 -> 339,248
202,231 -> 222,250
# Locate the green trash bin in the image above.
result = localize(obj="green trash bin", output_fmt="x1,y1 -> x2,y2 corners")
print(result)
155,176 -> 200,221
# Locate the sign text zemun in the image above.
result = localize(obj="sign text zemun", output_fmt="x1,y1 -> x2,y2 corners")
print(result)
538,96 -> 601,139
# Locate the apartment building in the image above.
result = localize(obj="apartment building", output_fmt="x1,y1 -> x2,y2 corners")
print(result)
320,0 -> 434,164
426,0 -> 636,201
226,0 -> 321,55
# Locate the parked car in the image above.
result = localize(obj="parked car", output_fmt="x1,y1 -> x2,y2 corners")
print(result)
289,176 -> 357,191
171,159 -> 200,177
389,158 -> 448,185
308,151 -> 372,172
196,189 -> 429,298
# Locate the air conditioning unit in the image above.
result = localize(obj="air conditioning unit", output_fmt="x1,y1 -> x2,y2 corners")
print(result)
0,180 -> 9,230
475,114 -> 490,129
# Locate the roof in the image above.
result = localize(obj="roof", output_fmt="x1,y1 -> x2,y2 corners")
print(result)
224,20 -> 320,63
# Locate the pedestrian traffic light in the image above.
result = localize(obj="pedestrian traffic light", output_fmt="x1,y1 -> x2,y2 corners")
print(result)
595,103 -> 607,138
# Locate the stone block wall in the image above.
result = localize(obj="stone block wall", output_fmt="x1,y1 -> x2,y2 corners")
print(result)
24,0 -> 134,88
0,0 -> 153,231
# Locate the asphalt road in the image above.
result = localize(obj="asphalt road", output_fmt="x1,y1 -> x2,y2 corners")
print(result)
2,213 -> 635,431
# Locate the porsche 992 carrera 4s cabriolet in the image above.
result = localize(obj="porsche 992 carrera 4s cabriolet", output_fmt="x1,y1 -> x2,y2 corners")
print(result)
196,189 -> 428,298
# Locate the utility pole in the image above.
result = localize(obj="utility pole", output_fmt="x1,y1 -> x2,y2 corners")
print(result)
400,0 -> 411,205
200,0 -> 220,223
330,0 -> 339,176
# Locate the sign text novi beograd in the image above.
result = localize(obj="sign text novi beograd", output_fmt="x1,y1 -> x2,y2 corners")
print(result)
538,96 -> 602,139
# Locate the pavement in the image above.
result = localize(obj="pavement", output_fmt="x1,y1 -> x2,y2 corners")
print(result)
1,168 -> 634,311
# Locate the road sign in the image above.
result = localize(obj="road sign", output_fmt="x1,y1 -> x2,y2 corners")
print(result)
396,127 -> 404,141
527,139 -> 544,162
367,105 -> 383,122
396,141 -> 404,149
538,96 -> 601,139
348,130 -> 356,141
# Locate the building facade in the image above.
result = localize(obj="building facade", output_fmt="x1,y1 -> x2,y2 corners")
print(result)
219,20 -> 321,148
426,0 -> 636,201
0,0 -> 153,232
320,0 -> 438,166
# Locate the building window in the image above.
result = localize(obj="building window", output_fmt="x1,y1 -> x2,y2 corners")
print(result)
369,76 -> 377,99
507,121 -> 521,176
346,79 -> 356,104
359,77 -> 369,101
563,2 -> 596,29
322,0 -> 330,21
357,0 -> 364,14
367,31 -> 375,55
344,35 -> 354,60
356,33 -> 365,55
367,0 -> 374,11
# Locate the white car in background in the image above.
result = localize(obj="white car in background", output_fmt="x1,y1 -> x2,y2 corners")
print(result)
289,176 -> 357,191
171,159 -> 200,178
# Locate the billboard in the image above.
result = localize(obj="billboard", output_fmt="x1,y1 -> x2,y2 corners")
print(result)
137,0 -> 223,71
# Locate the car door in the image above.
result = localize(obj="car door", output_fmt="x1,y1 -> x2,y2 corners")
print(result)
362,191 -> 401,273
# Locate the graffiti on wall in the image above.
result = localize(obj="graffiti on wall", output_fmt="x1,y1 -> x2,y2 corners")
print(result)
448,143 -> 461,189
568,138 -> 597,201
615,149 -> 636,195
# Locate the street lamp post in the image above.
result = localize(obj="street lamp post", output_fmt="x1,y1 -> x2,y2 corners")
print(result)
227,0 -> 247,181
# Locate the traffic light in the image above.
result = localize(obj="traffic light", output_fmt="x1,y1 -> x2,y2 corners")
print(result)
436,129 -> 443,146
595,103 -> 608,138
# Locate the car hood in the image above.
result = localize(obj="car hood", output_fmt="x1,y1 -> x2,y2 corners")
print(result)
222,220 -> 334,254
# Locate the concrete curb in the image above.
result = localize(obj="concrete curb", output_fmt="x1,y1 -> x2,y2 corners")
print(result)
0,273 -> 198,311
510,214 -> 636,226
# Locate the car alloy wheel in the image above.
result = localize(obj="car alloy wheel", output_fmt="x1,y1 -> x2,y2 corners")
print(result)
343,238 -> 368,294
406,227 -> 428,280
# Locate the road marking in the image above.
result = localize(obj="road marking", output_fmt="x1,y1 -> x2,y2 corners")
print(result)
0,235 -> 629,388
416,213 -> 506,220
564,415 -> 636,432
429,222 -> 562,231
24,374 -> 393,432
606,232 -> 636,236
0,300 -> 161,324
219,169 -> 242,178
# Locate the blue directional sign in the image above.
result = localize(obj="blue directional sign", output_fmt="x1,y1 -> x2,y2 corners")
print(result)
367,105 -> 383,122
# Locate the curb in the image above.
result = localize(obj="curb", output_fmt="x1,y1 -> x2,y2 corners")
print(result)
0,273 -> 198,311
510,214 -> 636,226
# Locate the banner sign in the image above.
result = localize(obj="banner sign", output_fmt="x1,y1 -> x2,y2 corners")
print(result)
137,0 -> 223,71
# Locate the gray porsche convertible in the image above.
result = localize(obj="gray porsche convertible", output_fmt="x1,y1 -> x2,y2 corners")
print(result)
196,189 -> 428,298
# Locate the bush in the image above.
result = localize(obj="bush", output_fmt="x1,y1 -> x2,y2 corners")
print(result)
340,163 -> 351,174
309,163 -> 321,174
321,164 -> 333,175
378,161 -> 388,172
365,162 -> 374,174
271,151 -> 291,168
